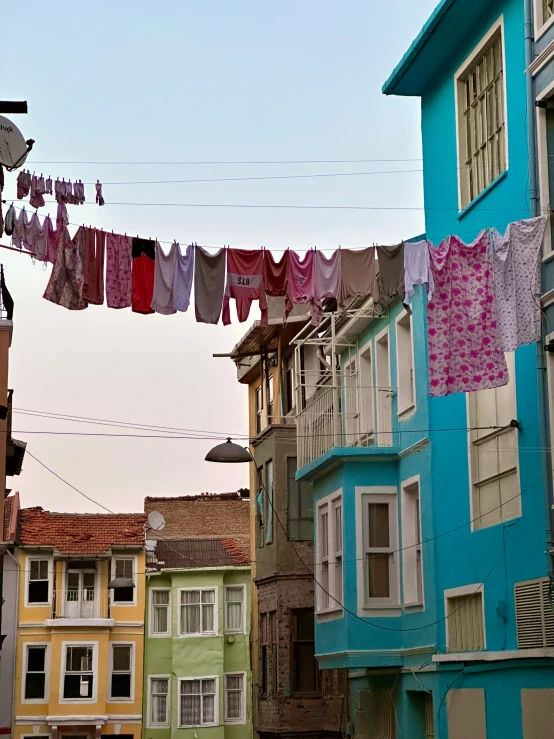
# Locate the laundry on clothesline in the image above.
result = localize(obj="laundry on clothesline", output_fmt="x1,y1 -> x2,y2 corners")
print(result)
16,169 -> 98,209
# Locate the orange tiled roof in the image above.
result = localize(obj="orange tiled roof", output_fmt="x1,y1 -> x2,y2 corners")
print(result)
3,493 -> 18,541
20,508 -> 145,554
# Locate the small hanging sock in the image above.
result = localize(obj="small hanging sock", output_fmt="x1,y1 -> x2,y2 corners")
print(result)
17,170 -> 31,199
95,180 -> 104,206
54,179 -> 62,203
45,176 -> 53,195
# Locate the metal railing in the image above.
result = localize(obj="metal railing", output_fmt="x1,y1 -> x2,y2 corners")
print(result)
51,589 -> 110,620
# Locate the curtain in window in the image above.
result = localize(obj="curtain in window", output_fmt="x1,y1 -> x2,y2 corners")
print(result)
226,675 -> 243,719
151,678 -> 168,723
181,591 -> 200,633
201,590 -> 215,632
153,590 -> 169,633
202,679 -> 216,724
181,680 -> 201,725
226,588 -> 243,631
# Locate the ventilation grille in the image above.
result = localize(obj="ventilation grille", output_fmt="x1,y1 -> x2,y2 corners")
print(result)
354,689 -> 396,739
515,577 -> 554,648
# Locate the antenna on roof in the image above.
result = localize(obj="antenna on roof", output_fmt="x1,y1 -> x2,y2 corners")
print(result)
147,510 -> 166,532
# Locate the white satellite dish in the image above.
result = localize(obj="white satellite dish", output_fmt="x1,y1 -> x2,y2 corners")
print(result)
0,115 -> 31,170
147,510 -> 166,532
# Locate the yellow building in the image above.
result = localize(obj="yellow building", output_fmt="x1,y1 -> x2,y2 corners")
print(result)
13,507 -> 146,739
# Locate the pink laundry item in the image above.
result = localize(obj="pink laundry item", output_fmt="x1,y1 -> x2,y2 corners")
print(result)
45,217 -> 58,264
427,231 -> 508,397
285,250 -> 315,318
311,249 -> 341,325
45,176 -> 53,195
264,250 -> 289,297
16,170 -> 31,200
11,207 -> 29,250
96,180 -> 104,206
54,179 -> 63,203
43,227 -> 88,310
106,232 -> 133,309
29,175 -> 45,209
222,248 -> 268,326
56,202 -> 69,228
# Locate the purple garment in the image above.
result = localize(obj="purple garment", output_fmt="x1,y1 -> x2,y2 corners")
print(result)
285,250 -> 315,318
173,243 -> 195,312
312,250 -> 341,324
427,232 -> 508,397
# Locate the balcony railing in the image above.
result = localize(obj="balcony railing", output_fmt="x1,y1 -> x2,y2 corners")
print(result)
51,589 -> 110,620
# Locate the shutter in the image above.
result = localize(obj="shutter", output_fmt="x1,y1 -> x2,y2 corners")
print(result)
354,689 -> 395,739
515,578 -> 554,648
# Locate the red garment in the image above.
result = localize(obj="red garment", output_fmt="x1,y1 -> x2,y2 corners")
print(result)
83,228 -> 106,305
222,248 -> 268,326
132,238 -> 155,314
264,249 -> 289,297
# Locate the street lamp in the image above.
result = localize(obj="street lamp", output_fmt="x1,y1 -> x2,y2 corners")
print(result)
205,438 -> 253,464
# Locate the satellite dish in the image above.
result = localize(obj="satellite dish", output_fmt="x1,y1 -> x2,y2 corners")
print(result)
147,510 -> 166,532
0,115 -> 32,170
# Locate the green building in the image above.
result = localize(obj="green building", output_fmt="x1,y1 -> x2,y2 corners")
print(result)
143,537 -> 252,739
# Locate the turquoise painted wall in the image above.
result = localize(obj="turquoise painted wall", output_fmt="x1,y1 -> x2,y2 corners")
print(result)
143,568 -> 252,739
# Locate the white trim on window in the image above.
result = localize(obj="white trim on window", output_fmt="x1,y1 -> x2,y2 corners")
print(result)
534,0 -> 554,39
21,642 -> 50,704
315,490 -> 343,618
224,584 -> 246,634
178,675 -> 219,728
444,583 -> 487,652
110,555 -> 138,606
401,475 -> 424,609
395,308 -> 416,418
147,674 -> 170,728
356,486 -> 400,616
224,671 -> 247,724
375,327 -> 393,447
24,556 -> 53,608
149,587 -> 171,637
536,81 -> 554,257
108,641 -> 135,703
178,587 -> 218,636
59,640 -> 99,704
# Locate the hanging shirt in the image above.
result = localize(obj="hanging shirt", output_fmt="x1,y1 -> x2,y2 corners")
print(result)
106,233 -> 133,309
194,246 -> 226,325
491,216 -> 547,352
338,247 -> 379,313
404,240 -> 434,305
427,231 -> 508,397
377,243 -> 405,305
83,228 -> 106,305
11,208 -> 29,250
131,238 -> 156,314
151,242 -> 178,315
222,248 -> 268,326
312,250 -> 341,325
264,250 -> 289,297
285,250 -> 315,318
43,227 -> 88,310
173,243 -> 194,313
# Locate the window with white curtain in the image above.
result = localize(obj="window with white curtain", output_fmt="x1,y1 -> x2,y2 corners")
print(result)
179,677 -> 218,727
149,677 -> 169,726
225,586 -> 245,633
362,491 -> 399,607
180,589 -> 216,635
151,590 -> 170,635
225,673 -> 245,723
316,491 -> 343,613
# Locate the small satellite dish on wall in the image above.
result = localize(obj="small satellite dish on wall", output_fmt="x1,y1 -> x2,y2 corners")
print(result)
147,510 -> 166,532
0,115 -> 32,170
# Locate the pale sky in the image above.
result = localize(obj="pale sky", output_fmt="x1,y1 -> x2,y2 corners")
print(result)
1,0 -> 437,513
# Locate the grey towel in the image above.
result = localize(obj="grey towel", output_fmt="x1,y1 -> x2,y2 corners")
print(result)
377,242 -> 404,305
194,246 -> 226,324
339,247 -> 379,310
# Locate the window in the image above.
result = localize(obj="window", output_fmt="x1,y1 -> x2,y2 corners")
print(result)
546,0 -> 554,21
396,310 -> 415,415
28,559 -> 50,604
260,613 -> 268,696
375,330 -> 393,447
287,457 -> 314,541
260,611 -> 277,697
149,676 -> 169,727
266,460 -> 274,544
180,589 -> 216,635
468,353 -> 520,530
359,342 -> 375,440
151,590 -> 170,635
110,644 -> 132,700
225,586 -> 245,633
316,492 -> 343,612
362,490 -> 399,607
63,644 -> 94,700
225,673 -> 245,723
344,357 -> 359,444
268,374 -> 274,422
515,578 -> 554,648
402,478 -> 423,606
284,363 -> 294,415
446,589 -> 485,652
357,689 -> 397,739
255,385 -> 263,435
66,564 -> 96,619
179,678 -> 218,727
291,608 -> 319,695
112,558 -> 135,603
456,23 -> 506,209
409,692 -> 435,739
24,645 -> 47,701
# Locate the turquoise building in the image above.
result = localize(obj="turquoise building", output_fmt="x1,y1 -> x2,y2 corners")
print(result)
295,1 -> 554,737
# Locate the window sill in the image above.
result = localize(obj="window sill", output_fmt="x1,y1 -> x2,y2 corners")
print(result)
543,249 -> 554,265
457,170 -> 508,221
316,607 -> 343,616
403,601 -> 424,611
178,632 -> 217,638
397,402 -> 416,419
536,14 -> 554,41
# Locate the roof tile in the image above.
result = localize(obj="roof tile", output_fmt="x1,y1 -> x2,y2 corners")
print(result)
151,537 -> 250,570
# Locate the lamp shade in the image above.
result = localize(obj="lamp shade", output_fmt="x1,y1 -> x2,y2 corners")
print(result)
108,577 -> 135,589
205,438 -> 253,464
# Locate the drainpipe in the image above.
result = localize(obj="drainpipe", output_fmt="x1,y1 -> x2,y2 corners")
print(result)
525,0 -> 539,218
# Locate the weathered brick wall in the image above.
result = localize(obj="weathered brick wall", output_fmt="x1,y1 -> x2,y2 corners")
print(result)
256,574 -> 346,737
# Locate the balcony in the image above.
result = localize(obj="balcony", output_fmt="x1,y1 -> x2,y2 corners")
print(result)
46,588 -> 113,627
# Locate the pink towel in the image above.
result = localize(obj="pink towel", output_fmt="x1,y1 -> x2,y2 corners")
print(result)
285,250 -> 315,319
222,248 -> 268,325
312,250 -> 341,324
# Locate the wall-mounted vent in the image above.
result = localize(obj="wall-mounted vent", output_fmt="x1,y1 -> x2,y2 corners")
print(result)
515,577 -> 554,648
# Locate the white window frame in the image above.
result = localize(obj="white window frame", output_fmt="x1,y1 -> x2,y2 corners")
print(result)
178,675 -> 219,728
401,475 -> 424,609
356,486 -> 400,615
21,642 -> 50,704
149,587 -> 171,637
395,308 -> 416,417
178,587 -> 218,637
25,555 -> 53,607
467,351 -> 521,531
315,490 -> 343,616
59,640 -> 99,703
108,641 -> 135,702
358,338 -> 375,442
224,671 -> 247,724
444,583 -> 487,652
454,16 -> 508,211
224,584 -> 246,634
536,82 -> 554,256
110,555 -> 138,606
534,0 -> 554,39
375,327 -> 393,447
147,674 -> 170,728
